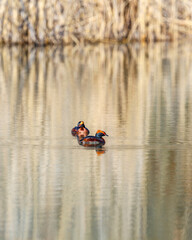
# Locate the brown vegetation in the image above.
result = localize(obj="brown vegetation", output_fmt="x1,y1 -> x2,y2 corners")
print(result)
0,0 -> 192,44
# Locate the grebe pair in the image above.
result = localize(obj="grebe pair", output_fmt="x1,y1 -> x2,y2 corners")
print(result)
71,121 -> 108,146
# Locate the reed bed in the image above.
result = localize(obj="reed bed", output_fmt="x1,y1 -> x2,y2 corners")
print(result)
0,0 -> 192,44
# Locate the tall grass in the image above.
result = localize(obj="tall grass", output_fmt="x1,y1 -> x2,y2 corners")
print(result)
0,0 -> 192,44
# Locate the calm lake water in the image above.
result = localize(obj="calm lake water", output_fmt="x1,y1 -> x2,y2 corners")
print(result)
0,43 -> 192,240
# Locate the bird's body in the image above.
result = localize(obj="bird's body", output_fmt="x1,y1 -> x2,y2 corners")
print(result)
77,127 -> 89,140
71,126 -> 79,136
78,130 -> 108,147
71,121 -> 89,137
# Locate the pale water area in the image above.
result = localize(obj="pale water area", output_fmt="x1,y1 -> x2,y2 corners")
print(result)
0,43 -> 192,240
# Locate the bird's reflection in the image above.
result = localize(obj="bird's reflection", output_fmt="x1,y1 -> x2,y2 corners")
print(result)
95,147 -> 106,155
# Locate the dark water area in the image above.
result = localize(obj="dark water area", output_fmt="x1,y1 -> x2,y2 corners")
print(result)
0,44 -> 192,240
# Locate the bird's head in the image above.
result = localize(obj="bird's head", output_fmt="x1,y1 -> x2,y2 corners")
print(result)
78,121 -> 85,128
95,130 -> 108,138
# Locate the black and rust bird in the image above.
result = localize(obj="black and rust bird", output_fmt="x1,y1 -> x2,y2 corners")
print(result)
71,121 -> 89,137
78,130 -> 108,147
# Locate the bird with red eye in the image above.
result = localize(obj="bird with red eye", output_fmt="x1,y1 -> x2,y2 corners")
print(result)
78,130 -> 108,147
71,121 -> 89,137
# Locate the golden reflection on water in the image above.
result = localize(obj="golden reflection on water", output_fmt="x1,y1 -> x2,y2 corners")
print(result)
0,44 -> 192,239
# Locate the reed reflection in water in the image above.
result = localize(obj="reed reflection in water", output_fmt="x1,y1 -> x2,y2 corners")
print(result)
0,44 -> 192,240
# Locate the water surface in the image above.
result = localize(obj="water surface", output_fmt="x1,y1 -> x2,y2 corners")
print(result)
0,44 -> 192,240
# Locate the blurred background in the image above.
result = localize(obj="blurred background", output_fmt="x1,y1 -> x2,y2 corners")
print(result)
0,0 -> 192,44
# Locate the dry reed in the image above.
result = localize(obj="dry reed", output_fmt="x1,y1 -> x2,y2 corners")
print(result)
0,0 -> 192,44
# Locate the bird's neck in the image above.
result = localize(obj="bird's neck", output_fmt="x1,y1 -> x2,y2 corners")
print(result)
95,133 -> 103,138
